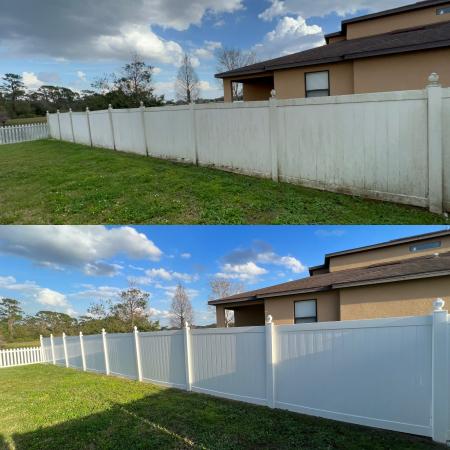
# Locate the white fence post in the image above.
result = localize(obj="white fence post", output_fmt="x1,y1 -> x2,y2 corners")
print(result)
86,107 -> 93,147
50,333 -> 56,365
427,73 -> 443,214
431,298 -> 449,444
269,90 -> 279,182
108,104 -> 117,151
102,328 -> 110,375
62,332 -> 69,368
134,326 -> 143,382
39,335 -> 45,363
140,102 -> 149,157
183,322 -> 192,391
265,315 -> 276,408
56,109 -> 62,140
79,331 -> 87,372
190,103 -> 199,165
69,108 -> 75,142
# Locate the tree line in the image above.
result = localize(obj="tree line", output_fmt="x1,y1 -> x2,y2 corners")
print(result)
0,48 -> 256,124
0,278 -> 243,346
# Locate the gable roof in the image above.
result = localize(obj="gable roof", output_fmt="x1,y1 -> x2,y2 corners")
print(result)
215,20 -> 450,79
208,251 -> 450,305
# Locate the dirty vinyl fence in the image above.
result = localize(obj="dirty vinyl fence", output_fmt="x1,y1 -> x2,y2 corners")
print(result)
47,75 -> 449,214
0,123 -> 49,144
41,301 -> 450,444
0,347 -> 43,368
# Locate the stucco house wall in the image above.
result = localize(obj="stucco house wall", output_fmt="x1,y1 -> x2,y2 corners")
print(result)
339,276 -> 450,320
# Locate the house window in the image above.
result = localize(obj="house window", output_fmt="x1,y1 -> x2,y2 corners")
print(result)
410,241 -> 441,253
437,6 -> 450,15
305,71 -> 330,98
294,300 -> 317,324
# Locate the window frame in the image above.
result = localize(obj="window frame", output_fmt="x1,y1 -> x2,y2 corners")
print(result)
409,241 -> 442,253
294,299 -> 318,324
304,70 -> 330,98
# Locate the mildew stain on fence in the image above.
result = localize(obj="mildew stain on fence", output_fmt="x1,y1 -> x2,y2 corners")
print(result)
47,76 -> 449,214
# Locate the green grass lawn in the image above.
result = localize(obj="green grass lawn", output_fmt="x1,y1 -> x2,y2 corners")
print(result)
4,117 -> 47,126
0,365 -> 442,450
0,139 -> 446,224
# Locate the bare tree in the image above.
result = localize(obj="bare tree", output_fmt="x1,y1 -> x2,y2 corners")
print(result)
216,48 -> 257,100
208,278 -> 245,327
175,54 -> 200,104
170,284 -> 193,328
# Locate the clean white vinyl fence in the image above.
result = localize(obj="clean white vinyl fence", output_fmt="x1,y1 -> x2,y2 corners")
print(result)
0,123 -> 49,144
47,74 -> 449,213
0,346 -> 43,368
39,299 -> 450,444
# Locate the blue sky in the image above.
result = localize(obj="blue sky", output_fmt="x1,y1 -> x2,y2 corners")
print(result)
1,0 -> 413,99
0,225 -> 446,326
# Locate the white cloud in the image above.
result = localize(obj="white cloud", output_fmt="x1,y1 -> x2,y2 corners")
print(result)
194,40 -> 222,60
0,0 -> 244,62
0,275 -> 73,313
258,0 -> 411,21
160,285 -> 199,300
76,70 -> 86,81
22,71 -> 44,90
0,226 -> 162,276
94,24 -> 184,65
70,285 -> 122,300
131,267 -> 198,285
216,262 -> 268,281
254,15 -> 324,60
314,229 -> 347,238
180,253 -> 191,259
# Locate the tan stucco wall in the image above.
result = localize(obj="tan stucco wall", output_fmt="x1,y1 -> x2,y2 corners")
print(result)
340,276 -> 450,320
273,62 -> 354,99
354,48 -> 450,93
223,79 -> 233,102
328,35 -> 346,43
264,291 -> 340,325
233,304 -> 265,326
346,4 -> 450,39
243,80 -> 274,101
215,304 -> 226,327
330,235 -> 450,272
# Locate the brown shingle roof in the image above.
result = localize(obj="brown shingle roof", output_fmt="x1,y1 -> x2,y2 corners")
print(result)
215,20 -> 450,79
208,252 -> 450,305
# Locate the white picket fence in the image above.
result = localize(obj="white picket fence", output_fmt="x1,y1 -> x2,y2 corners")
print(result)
0,346 -> 43,368
0,123 -> 49,145
47,74 -> 450,213
39,300 -> 450,444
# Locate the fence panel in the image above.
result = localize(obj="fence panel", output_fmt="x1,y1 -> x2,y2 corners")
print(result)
65,336 -> 83,369
0,347 -> 42,368
52,337 -> 65,366
59,113 -> 73,142
72,113 -> 91,146
89,111 -> 115,149
277,91 -> 428,205
139,330 -> 186,388
442,88 -> 450,212
83,334 -> 106,373
144,106 -> 193,161
112,109 -> 147,155
195,103 -> 272,178
48,114 -> 60,138
0,123 -> 49,145
275,316 -> 433,436
190,327 -> 267,405
42,337 -> 53,363
107,333 -> 137,379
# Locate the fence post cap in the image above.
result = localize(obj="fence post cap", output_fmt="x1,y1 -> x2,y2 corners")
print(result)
101,328 -> 106,334
134,325 -> 138,332
62,332 -> 66,337
108,104 -> 113,110
433,298 -> 445,312
86,107 -> 90,112
57,109 -> 60,113
79,331 -> 83,336
69,108 -> 72,112
270,89 -> 277,99
428,72 -> 440,86
184,321 -> 189,329
140,101 -> 144,108
266,314 -> 273,324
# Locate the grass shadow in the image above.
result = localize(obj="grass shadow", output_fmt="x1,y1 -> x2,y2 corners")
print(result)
11,387 -> 444,450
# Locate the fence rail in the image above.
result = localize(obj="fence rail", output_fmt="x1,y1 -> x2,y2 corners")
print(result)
47,74 -> 450,213
39,300 -> 450,444
0,123 -> 49,145
0,346 -> 43,368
